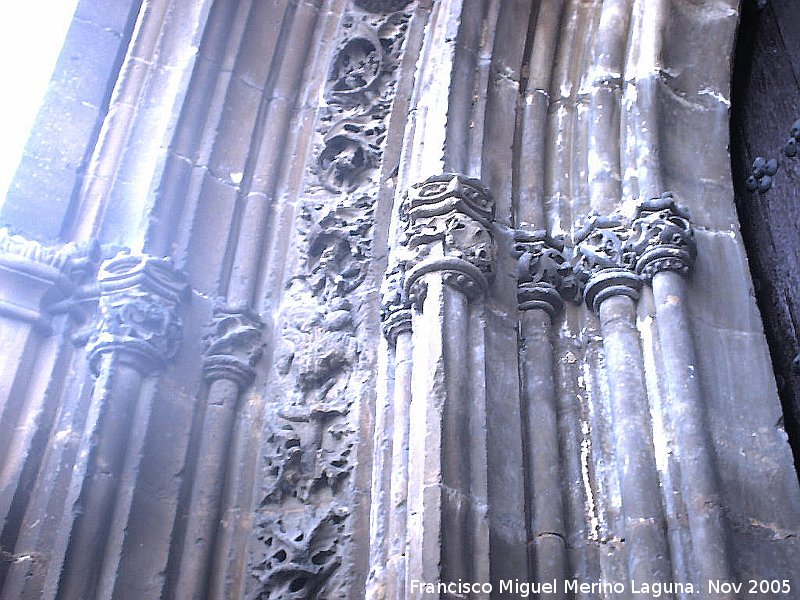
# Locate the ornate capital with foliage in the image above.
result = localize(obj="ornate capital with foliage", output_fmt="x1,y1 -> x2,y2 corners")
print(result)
380,263 -> 412,345
626,194 -> 697,281
400,173 -> 496,305
573,214 -> 640,313
513,230 -> 581,318
87,252 -> 188,375
202,304 -> 265,388
0,228 -> 101,330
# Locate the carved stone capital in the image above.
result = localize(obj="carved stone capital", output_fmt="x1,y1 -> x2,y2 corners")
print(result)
513,230 -> 581,318
87,252 -> 188,375
380,264 -> 411,345
0,229 -> 101,331
400,174 -> 496,304
626,195 -> 697,281
573,215 -> 640,313
202,304 -> 265,388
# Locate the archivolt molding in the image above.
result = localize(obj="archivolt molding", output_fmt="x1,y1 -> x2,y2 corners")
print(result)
248,3 -> 416,598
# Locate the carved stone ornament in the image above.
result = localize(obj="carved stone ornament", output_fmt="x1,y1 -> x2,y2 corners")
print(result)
251,506 -> 350,600
573,214 -> 640,313
0,228 -> 101,329
380,262 -> 412,345
202,304 -> 265,388
314,10 -> 408,194
626,193 -> 697,281
317,115 -> 382,193
513,230 -> 581,318
87,252 -> 188,375
400,173 -> 496,305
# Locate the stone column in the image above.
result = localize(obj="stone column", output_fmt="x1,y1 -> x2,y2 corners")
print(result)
574,215 -> 673,590
175,305 -> 264,600
57,252 -> 187,600
400,173 -> 494,598
0,230 -> 99,566
627,196 -> 733,596
513,230 -> 578,596
378,264 -> 413,600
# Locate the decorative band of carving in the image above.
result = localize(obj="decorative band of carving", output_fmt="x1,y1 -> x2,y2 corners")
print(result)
87,252 -> 188,375
404,256 -> 488,306
202,304 -> 264,388
573,214 -> 640,313
583,268 -> 641,314
627,194 -> 696,281
405,173 -> 494,228
513,230 -> 581,318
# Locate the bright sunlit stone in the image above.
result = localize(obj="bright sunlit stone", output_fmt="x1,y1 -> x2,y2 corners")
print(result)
0,0 -> 80,207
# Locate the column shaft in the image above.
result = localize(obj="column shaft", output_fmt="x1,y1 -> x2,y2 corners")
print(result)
598,294 -> 672,585
651,270 -> 732,594
520,309 -> 568,595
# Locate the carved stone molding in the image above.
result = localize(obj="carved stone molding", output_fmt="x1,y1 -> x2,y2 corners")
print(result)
573,214 -> 640,313
380,263 -> 411,345
314,10 -> 410,194
513,230 -> 580,318
87,252 -> 188,375
626,194 -> 697,282
400,173 -> 496,305
0,228 -> 101,330
202,304 -> 265,388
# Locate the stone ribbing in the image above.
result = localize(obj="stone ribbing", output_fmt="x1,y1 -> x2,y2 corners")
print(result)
69,0 -> 216,249
0,231 -> 100,597
627,196 -> 733,596
174,305 -> 264,600
170,2 -> 324,597
573,215 -> 673,588
513,230 -> 578,596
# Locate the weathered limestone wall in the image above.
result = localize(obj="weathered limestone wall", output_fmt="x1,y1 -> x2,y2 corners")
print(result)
0,1 -> 798,599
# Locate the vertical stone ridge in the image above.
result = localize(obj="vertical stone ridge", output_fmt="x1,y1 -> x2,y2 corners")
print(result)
375,173 -> 495,598
56,251 -> 188,600
513,229 -> 578,596
627,195 -> 733,597
173,304 -> 265,600
0,231 -> 101,597
514,230 -> 581,597
573,213 -> 674,591
70,0 -> 216,249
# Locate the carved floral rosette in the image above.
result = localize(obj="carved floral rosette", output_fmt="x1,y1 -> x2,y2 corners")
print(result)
87,252 -> 188,375
573,214 -> 640,313
400,173 -> 496,306
201,304 -> 264,388
626,195 -> 697,282
513,229 -> 580,318
314,8 -> 411,194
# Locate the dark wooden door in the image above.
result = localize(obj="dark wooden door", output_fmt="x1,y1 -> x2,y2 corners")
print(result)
731,0 -> 800,477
